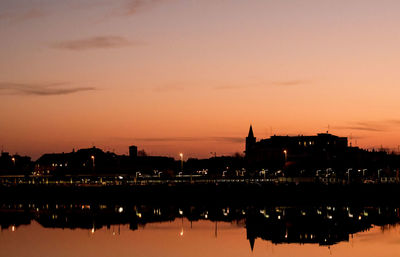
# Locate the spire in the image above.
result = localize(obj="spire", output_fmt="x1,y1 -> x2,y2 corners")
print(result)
248,125 -> 254,138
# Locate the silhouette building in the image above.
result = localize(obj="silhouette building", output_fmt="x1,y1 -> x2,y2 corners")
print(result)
129,145 -> 138,158
245,125 -> 348,169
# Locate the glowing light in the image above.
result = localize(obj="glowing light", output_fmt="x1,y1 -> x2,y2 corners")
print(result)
118,207 -> 124,213
91,228 -> 95,234
11,226 -> 15,232
180,229 -> 184,236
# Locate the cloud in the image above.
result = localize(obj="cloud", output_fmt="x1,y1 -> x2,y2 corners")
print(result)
0,8 -> 46,23
271,80 -> 310,86
214,85 -> 245,90
335,119 -> 400,133
385,119 -> 400,125
52,36 -> 142,51
123,0 -> 165,16
335,126 -> 384,132
213,80 -> 310,90
0,82 -> 96,96
153,84 -> 184,92
335,121 -> 387,132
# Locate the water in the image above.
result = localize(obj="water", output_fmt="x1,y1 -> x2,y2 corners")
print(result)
1,203 -> 400,257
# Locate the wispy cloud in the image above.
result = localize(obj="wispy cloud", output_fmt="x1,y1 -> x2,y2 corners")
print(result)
335,125 -> 384,132
52,36 -> 142,51
123,0 -> 165,16
0,8 -> 46,23
213,80 -> 310,90
214,85 -> 245,90
335,121 -> 388,132
271,80 -> 310,86
0,82 -> 96,96
153,84 -> 184,92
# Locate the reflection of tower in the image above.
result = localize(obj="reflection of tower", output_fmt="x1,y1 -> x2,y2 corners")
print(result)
245,125 -> 256,158
249,237 -> 255,252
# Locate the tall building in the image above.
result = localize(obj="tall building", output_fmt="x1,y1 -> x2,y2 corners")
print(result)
129,145 -> 138,158
245,125 -> 256,156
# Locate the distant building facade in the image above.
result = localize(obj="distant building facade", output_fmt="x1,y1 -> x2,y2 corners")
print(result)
245,125 -> 348,169
35,146 -> 176,176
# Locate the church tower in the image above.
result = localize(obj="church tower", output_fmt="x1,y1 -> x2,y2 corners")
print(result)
245,125 -> 256,157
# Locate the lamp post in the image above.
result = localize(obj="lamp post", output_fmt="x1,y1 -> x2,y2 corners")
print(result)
91,155 -> 95,169
179,153 -> 183,172
283,150 -> 287,163
11,157 -> 15,166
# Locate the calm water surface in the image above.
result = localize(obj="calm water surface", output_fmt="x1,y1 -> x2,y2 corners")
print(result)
1,218 -> 400,257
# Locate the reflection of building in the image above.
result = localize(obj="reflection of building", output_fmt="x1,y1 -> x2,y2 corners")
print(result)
245,125 -> 348,169
1,201 -> 399,252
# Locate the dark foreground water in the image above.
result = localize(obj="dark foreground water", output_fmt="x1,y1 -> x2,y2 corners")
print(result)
1,202 -> 400,257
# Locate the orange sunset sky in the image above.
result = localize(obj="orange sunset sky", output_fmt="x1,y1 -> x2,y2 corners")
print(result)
1,0 -> 400,159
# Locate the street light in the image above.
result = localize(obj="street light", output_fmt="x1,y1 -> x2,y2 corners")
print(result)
283,150 -> 287,163
91,155 -> 95,168
179,153 -> 183,172
11,157 -> 15,166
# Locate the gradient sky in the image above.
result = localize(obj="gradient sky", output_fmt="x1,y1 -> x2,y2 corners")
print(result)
2,0 -> 400,159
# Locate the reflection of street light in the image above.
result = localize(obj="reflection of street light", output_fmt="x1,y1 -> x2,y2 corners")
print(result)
283,150 -> 287,163
378,169 -> 382,182
347,168 -> 352,184
91,155 -> 95,168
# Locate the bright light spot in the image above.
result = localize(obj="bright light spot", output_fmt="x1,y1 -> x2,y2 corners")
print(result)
179,209 -> 183,215
118,207 -> 123,213
91,228 -> 95,234
11,226 -> 15,232
180,229 -> 184,236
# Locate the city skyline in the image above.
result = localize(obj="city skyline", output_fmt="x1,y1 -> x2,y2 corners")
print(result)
2,0 -> 400,159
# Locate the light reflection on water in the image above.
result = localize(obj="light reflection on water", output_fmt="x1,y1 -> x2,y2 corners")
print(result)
0,204 -> 400,257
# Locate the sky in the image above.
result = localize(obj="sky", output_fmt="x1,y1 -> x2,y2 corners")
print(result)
2,0 -> 400,160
